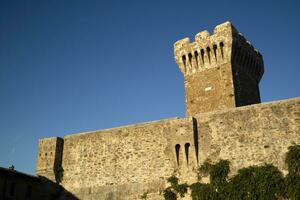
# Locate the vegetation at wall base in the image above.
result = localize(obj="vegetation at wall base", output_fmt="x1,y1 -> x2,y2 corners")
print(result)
163,176 -> 188,200
285,144 -> 300,199
163,144 -> 300,200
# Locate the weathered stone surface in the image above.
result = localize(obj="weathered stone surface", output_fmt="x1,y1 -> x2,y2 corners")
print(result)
35,22 -> 299,200
195,97 -> 300,176
35,97 -> 300,199
36,137 -> 63,183
174,21 -> 264,116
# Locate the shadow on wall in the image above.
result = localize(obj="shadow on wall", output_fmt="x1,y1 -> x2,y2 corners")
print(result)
38,176 -> 79,200
0,167 -> 78,200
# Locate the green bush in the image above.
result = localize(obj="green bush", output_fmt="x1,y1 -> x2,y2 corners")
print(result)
209,159 -> 230,191
167,176 -> 179,187
226,164 -> 286,200
197,160 -> 212,180
163,175 -> 188,199
285,144 -> 300,176
162,144 -> 300,200
163,188 -> 177,200
285,144 -> 300,200
190,183 -> 218,200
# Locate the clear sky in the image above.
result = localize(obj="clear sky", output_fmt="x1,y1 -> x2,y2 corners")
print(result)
0,0 -> 299,175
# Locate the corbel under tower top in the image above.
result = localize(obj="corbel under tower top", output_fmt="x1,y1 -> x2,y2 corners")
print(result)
174,21 -> 264,116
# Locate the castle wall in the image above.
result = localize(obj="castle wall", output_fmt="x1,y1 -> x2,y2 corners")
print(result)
36,97 -> 300,200
60,117 -> 199,199
196,97 -> 300,175
34,21 -> 299,199
36,137 -> 64,182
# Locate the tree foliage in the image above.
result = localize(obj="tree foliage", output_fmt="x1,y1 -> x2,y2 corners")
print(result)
162,144 -> 300,200
285,144 -> 300,200
163,176 -> 188,200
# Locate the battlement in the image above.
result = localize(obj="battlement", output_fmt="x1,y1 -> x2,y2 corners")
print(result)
174,21 -> 265,116
174,22 -> 232,75
174,21 -> 264,81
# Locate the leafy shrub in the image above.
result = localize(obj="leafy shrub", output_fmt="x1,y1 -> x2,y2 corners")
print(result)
285,144 -> 300,200
197,160 -> 212,180
163,175 -> 188,199
226,164 -> 286,200
190,183 -> 218,200
285,144 -> 300,176
209,159 -> 230,191
163,144 -> 300,200
163,188 -> 177,200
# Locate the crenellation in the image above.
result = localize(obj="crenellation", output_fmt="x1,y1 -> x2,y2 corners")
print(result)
175,37 -> 230,76
213,21 -> 236,35
174,22 -> 237,77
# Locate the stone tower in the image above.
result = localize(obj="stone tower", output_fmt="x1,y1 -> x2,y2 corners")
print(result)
36,137 -> 64,182
174,22 -> 264,116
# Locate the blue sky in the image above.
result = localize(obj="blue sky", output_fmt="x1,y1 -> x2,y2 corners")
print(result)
0,0 -> 299,175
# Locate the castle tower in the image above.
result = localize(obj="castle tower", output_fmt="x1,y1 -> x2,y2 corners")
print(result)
174,22 -> 264,116
36,137 -> 64,183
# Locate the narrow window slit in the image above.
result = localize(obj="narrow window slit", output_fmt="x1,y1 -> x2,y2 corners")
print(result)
206,47 -> 211,64
200,49 -> 205,64
188,53 -> 193,67
194,51 -> 199,67
220,42 -> 224,59
175,144 -> 180,166
182,55 -> 187,72
185,143 -> 190,165
213,44 -> 217,62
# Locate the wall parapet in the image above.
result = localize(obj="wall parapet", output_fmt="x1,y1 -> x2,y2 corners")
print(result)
174,21 -> 264,82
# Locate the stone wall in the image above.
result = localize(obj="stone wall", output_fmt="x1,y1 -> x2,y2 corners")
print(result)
184,63 -> 235,117
59,117 -> 199,199
36,97 -> 300,200
33,21 -> 299,199
36,137 -> 64,182
196,97 -> 300,176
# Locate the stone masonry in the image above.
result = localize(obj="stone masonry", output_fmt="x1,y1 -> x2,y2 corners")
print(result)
36,22 -> 300,200
174,21 -> 264,116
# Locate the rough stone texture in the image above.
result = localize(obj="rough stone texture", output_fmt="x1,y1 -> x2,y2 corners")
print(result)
174,21 -> 264,116
59,117 -> 198,199
35,22 -> 299,200
35,97 -> 300,200
195,97 -> 300,176
36,137 -> 64,183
